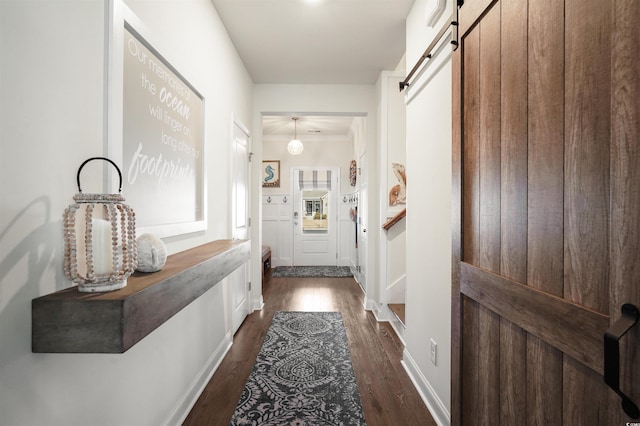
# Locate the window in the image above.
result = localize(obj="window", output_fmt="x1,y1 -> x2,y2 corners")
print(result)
302,190 -> 329,231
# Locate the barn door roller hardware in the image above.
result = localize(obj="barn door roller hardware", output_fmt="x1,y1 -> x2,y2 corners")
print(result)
399,2 -> 461,92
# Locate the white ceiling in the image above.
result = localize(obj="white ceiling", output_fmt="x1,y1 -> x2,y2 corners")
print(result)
211,0 -> 415,85
211,0 -> 414,136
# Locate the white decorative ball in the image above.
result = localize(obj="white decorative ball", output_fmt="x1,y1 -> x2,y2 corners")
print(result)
136,233 -> 167,272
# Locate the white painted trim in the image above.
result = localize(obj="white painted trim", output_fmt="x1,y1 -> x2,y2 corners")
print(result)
425,0 -> 447,28
164,332 -> 233,426
370,303 -> 382,320
402,349 -> 451,426
387,273 -> 407,290
233,114 -> 251,138
388,316 -> 406,346
378,302 -> 406,344
386,273 -> 407,304
252,294 -> 265,312
372,302 -> 408,347
367,300 -> 390,322
364,297 -> 374,311
105,0 -> 124,188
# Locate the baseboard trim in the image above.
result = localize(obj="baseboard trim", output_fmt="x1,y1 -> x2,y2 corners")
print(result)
252,295 -> 264,311
365,298 -> 387,321
164,331 -> 233,426
401,349 -> 450,426
388,317 -> 406,346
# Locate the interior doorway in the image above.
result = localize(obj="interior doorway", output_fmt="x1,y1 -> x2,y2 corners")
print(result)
260,113 -> 365,270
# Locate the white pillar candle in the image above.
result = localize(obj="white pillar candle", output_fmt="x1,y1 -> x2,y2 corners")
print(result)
92,219 -> 112,275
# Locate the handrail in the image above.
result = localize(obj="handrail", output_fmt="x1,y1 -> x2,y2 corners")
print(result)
382,208 -> 406,230
399,13 -> 457,92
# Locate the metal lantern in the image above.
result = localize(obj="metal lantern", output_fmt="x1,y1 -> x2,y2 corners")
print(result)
63,157 -> 137,292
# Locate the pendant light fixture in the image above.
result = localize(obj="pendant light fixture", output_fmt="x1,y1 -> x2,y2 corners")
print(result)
287,117 -> 304,155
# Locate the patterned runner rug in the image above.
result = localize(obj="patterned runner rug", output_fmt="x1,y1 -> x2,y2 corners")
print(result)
230,311 -> 366,425
272,266 -> 353,278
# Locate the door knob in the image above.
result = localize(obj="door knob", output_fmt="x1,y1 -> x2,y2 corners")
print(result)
604,303 -> 639,419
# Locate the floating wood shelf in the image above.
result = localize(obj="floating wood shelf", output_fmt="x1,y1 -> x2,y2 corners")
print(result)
382,208 -> 406,230
32,239 -> 250,354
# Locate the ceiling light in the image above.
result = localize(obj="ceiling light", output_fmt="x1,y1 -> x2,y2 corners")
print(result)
287,117 -> 304,155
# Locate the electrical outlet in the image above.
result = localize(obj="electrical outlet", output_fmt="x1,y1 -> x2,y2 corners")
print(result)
430,338 -> 437,365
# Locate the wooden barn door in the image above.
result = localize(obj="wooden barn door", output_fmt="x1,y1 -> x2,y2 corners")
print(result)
451,0 -> 640,424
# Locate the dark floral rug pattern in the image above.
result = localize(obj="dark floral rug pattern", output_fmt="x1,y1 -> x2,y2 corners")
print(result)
229,311 -> 366,425
272,266 -> 353,278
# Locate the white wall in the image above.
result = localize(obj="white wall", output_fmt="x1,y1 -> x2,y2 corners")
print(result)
0,1 -> 253,425
402,0 -> 453,424
252,84 -> 378,300
263,135 -> 354,195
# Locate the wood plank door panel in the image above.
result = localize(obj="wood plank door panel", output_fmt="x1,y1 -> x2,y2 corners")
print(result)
452,0 -> 640,424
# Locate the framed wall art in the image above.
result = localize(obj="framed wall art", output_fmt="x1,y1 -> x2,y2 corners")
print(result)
107,1 -> 206,238
262,160 -> 280,188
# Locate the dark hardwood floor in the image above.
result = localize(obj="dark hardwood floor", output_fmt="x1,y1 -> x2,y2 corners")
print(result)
183,275 -> 436,425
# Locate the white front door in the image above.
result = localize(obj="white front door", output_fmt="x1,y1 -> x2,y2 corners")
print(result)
293,168 -> 338,266
230,119 -> 250,334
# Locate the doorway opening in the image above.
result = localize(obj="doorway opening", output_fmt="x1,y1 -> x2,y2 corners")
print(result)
260,113 -> 366,275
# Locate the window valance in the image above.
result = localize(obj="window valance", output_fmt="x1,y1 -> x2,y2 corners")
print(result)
298,170 -> 332,191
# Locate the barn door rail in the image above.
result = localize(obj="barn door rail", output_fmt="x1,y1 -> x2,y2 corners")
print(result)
604,303 -> 640,419
399,9 -> 459,92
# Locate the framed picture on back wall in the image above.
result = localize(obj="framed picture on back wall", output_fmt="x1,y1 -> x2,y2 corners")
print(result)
262,160 -> 280,188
